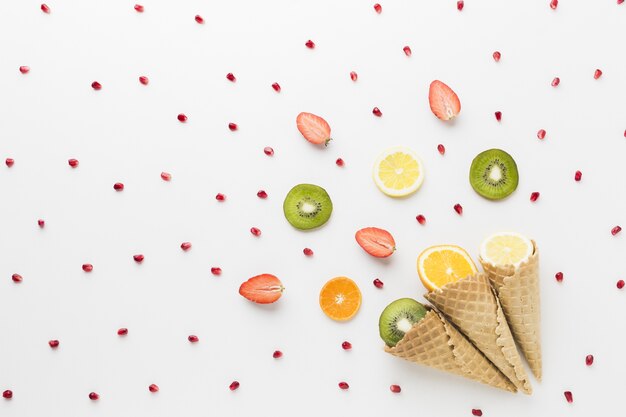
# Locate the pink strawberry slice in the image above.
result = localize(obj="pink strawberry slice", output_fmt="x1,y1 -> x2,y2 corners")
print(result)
355,227 -> 396,258
239,274 -> 284,304
428,80 -> 461,121
296,112 -> 332,146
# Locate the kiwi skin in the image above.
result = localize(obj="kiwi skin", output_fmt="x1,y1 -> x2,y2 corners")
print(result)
469,148 -> 519,200
283,184 -> 333,230
379,298 -> 428,347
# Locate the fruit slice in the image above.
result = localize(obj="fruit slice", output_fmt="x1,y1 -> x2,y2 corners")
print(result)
469,149 -> 519,200
379,298 -> 428,347
239,274 -> 284,304
355,227 -> 396,258
428,80 -> 461,120
480,232 -> 534,267
417,245 -> 478,291
319,277 -> 362,321
296,112 -> 332,146
283,184 -> 333,230
373,146 -> 424,197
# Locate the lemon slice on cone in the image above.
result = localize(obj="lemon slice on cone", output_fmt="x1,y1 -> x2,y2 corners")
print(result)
373,146 -> 424,197
479,232 -> 533,267
417,245 -> 478,291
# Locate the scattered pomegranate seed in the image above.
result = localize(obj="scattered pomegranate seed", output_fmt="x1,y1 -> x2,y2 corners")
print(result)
374,3 -> 382,13
38,219 -> 45,228
133,254 -> 144,263
537,129 -> 546,140
594,69 -> 603,79
148,384 -> 159,393
574,170 -> 582,181
303,248 -> 314,256
305,40 -> 315,49
373,278 -> 384,288
181,242 -> 192,251
264,146 -> 274,156
530,192 -> 540,202
139,76 -> 149,85
390,384 -> 401,393
195,15 -> 204,24
416,214 -> 426,225
611,226 -> 622,236
49,340 -> 59,348
229,381 -> 240,391
117,328 -> 128,336
437,144 -> 445,155
12,273 -> 23,283
82,264 -> 93,272
495,111 -> 502,121
493,51 -> 501,62
585,354 -> 594,366
617,279 -> 625,289
403,46 -> 412,57
68,158 -> 79,167
454,204 -> 463,215
89,392 -> 99,401
177,113 -> 188,122
41,4 -> 50,13
273,350 -> 283,359
564,391 -> 573,403
555,272 -> 564,282
619,0 -> 625,5
91,81 -> 102,90
19,66 -> 30,74
210,267 -> 222,275
472,410 -> 483,417
161,172 -> 171,181
250,227 -> 262,237
3,390 -> 13,399
338,382 -> 349,390
188,335 -> 199,343
226,73 -> 236,82
350,71 -> 358,81
113,182 -> 124,191
5,158 -> 14,167
457,1 -> 464,11
228,123 -> 238,131
257,190 -> 268,199
134,4 -> 144,12
552,77 -> 560,87
550,0 -> 558,10
215,193 -> 226,201
624,130 -> 626,138
271,82 -> 281,92
336,158 -> 345,167
341,341 -> 352,350
372,107 -> 382,117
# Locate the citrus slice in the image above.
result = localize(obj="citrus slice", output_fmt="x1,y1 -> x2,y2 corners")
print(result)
417,245 -> 478,291
479,232 -> 533,267
319,277 -> 362,321
373,146 -> 424,197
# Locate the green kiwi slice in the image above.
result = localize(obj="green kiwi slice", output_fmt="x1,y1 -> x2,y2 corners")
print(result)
283,184 -> 333,230
379,298 -> 428,347
469,149 -> 519,200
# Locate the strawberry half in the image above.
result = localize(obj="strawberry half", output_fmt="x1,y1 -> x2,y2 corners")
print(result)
296,112 -> 332,146
355,227 -> 396,258
428,80 -> 461,121
239,274 -> 284,304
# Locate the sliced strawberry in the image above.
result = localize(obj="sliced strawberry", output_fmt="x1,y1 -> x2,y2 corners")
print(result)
239,274 -> 284,304
428,80 -> 461,121
355,227 -> 396,258
296,112 -> 332,146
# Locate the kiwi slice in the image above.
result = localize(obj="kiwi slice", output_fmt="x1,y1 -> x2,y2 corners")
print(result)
379,298 -> 427,347
469,149 -> 519,200
283,184 -> 333,230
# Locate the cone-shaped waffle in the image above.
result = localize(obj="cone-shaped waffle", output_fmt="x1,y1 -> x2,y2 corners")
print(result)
385,309 -> 517,392
480,241 -> 541,380
425,274 -> 532,394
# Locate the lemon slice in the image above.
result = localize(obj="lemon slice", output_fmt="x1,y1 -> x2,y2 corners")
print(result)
417,245 -> 478,291
373,146 -> 424,197
479,232 -> 534,267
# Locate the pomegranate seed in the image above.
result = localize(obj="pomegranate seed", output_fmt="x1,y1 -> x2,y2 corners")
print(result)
493,51 -> 501,62
273,350 -> 283,359
82,264 -> 93,272
374,3 -> 382,13
264,146 -> 274,156
619,0 -> 625,5
416,214 -> 426,225
564,391 -> 573,403
612,226 -> 622,236
338,382 -> 349,390
437,144 -> 445,155
585,354 -> 594,366
305,40 -> 315,49
91,81 -> 102,90
19,66 -> 30,74
594,69 -> 603,79
89,392 -> 99,401
211,267 -> 222,276
226,73 -> 236,82
454,204 -> 463,215
303,248 -> 314,256
574,170 -> 582,181
271,82 -> 281,92
390,385 -> 401,393
177,113 -> 188,122
350,71 -> 358,81
552,77 -> 560,87
113,182 -> 124,191
403,46 -> 412,57
188,335 -> 199,343
336,158 -> 345,167
229,381 -> 240,391
373,278 -> 384,289
181,242 -> 192,251
38,219 -> 45,228
555,272 -> 564,282
257,190 -> 268,199
41,4 -> 50,13
68,158 -> 79,167
537,129 -> 546,140
133,254 -> 144,263
530,192 -> 540,202
457,1 -> 464,11
624,130 -> 626,138
550,0 -> 558,10
472,410 -> 483,417
134,4 -> 144,12
12,273 -> 23,283
495,111 -> 502,121
215,193 -> 226,201
341,341 -> 352,350
617,279 -> 625,289
195,15 -> 204,24
49,340 -> 59,348
5,158 -> 14,167
161,172 -> 171,181
148,384 -> 159,393
250,227 -> 261,237
228,123 -> 238,131
117,328 -> 128,336
139,76 -> 149,85
3,390 -> 13,399
372,107 -> 382,117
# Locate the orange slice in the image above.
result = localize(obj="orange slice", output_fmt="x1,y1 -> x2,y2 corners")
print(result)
417,245 -> 478,291
319,277 -> 362,321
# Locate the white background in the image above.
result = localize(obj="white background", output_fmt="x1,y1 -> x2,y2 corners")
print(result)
1,1 -> 625,416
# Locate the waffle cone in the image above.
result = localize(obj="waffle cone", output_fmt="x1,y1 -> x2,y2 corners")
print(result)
480,241 -> 541,380
385,309 -> 517,392
425,274 -> 532,394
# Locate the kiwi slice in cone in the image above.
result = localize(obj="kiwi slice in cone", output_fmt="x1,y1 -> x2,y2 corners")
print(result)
379,298 -> 428,347
283,184 -> 333,230
469,149 -> 519,200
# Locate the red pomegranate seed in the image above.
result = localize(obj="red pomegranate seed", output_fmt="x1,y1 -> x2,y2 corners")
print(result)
303,248 -> 314,256
5,158 -> 14,167
188,335 -> 199,343
552,77 -> 560,87
305,40 -> 315,49
134,4 -> 144,12
454,204 -> 463,215
226,73 -> 236,82
472,410 -> 483,417
177,113 -> 188,122
612,226 -> 622,236
228,123 -> 238,131
494,111 -> 502,121
564,391 -> 573,403
372,107 -> 382,117
38,219 -> 45,228
341,341 -> 352,350
457,1 -> 464,11
338,382 -> 349,390
41,4 -> 50,13
437,144 -> 445,155
68,158 -> 79,167
49,340 -> 59,348
19,66 -> 30,74
161,172 -> 171,181
373,278 -> 384,288
209,267 -> 222,276
3,390 -> 13,399
493,51 -> 501,62
229,381 -> 240,391
257,190 -> 268,199
91,81 -> 102,90
350,71 -> 358,81
374,3 -> 382,13
271,82 -> 281,92
555,271 -> 564,282
148,384 -> 159,393
117,328 -> 128,336
416,214 -> 426,225
537,129 -> 546,140
585,354 -> 594,366
139,76 -> 149,85
89,392 -> 99,401
617,279 -> 625,289
113,182 -> 124,191
336,158 -> 345,167
133,254 -> 144,263
403,46 -> 412,57
215,193 -> 226,201
530,192 -> 540,202
619,0 -> 624,5
574,170 -> 582,181
181,242 -> 192,251
195,15 -> 204,24
624,130 -> 626,138
550,0 -> 558,10
594,69 -> 603,79
272,350 -> 283,359
12,273 -> 23,283
390,384 -> 401,393
264,146 -> 274,156
250,227 -> 261,236
82,264 -> 93,272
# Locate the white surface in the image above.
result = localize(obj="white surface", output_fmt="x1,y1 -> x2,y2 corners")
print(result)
1,1 -> 625,416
